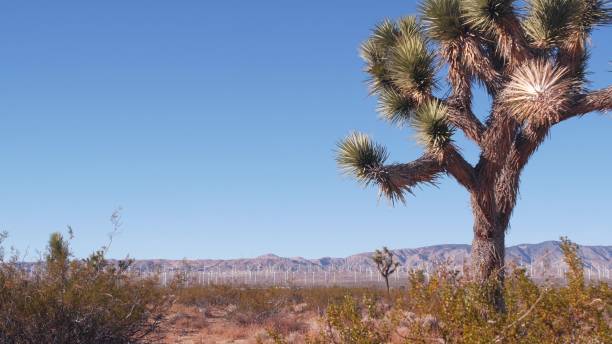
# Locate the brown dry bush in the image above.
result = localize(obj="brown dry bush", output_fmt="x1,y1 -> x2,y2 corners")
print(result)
173,284 -> 390,341
175,284 -> 388,323
175,285 -> 292,324
0,232 -> 172,344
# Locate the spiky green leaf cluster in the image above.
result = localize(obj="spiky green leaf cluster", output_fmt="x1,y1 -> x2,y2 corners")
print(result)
360,19 -> 403,94
461,0 -> 516,33
361,17 -> 432,96
571,50 -> 590,81
420,0 -> 465,42
360,16 -> 434,122
398,16 -> 424,38
377,88 -> 418,126
523,0 -> 582,48
372,19 -> 401,48
336,132 -> 388,183
360,39 -> 390,93
411,100 -> 455,149
388,35 -> 437,98
572,0 -> 612,36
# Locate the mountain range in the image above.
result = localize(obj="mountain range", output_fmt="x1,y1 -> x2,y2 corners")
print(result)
126,241 -> 611,280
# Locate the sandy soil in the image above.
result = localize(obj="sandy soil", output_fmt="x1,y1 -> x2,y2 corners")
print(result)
159,304 -> 318,344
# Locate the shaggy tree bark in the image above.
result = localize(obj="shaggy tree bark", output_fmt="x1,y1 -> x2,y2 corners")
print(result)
337,0 -> 612,312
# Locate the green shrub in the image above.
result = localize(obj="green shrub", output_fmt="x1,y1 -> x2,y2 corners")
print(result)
0,232 -> 172,343
306,237 -> 611,343
313,295 -> 392,344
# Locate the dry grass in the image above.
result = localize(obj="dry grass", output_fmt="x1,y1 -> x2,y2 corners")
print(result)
158,303 -> 315,343
160,285 -> 385,343
159,238 -> 610,343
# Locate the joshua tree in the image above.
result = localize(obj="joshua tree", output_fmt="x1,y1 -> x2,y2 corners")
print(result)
372,247 -> 400,297
337,0 -> 611,310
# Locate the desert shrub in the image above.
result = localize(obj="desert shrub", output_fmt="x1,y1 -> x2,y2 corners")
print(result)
227,287 -> 290,325
0,232 -> 172,343
311,294 -> 392,344
175,283 -> 243,308
267,315 -> 309,335
304,237 -> 611,343
298,286 -> 390,315
175,284 -> 389,324
175,284 -> 293,324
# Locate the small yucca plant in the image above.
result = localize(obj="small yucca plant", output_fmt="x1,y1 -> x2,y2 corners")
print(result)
336,0 -> 612,311
372,247 -> 401,298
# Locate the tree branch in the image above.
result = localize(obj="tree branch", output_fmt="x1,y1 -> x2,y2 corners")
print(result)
445,97 -> 485,145
372,155 -> 445,203
463,36 -> 502,95
561,86 -> 612,121
496,86 -> 612,227
495,14 -> 533,71
373,147 -> 476,202
482,105 -> 520,162
441,146 -> 476,191
512,86 -> 611,175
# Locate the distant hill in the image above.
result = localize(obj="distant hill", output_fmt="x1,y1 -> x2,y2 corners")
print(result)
126,241 -> 611,280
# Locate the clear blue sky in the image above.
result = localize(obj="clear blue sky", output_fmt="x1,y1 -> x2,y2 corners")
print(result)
0,1 -> 610,260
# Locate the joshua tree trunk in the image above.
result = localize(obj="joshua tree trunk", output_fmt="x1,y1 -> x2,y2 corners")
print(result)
471,217 -> 505,281
384,276 -> 390,298
467,184 -> 508,311
472,233 -> 506,311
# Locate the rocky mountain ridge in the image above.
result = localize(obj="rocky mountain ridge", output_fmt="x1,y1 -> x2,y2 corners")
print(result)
126,241 -> 611,276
